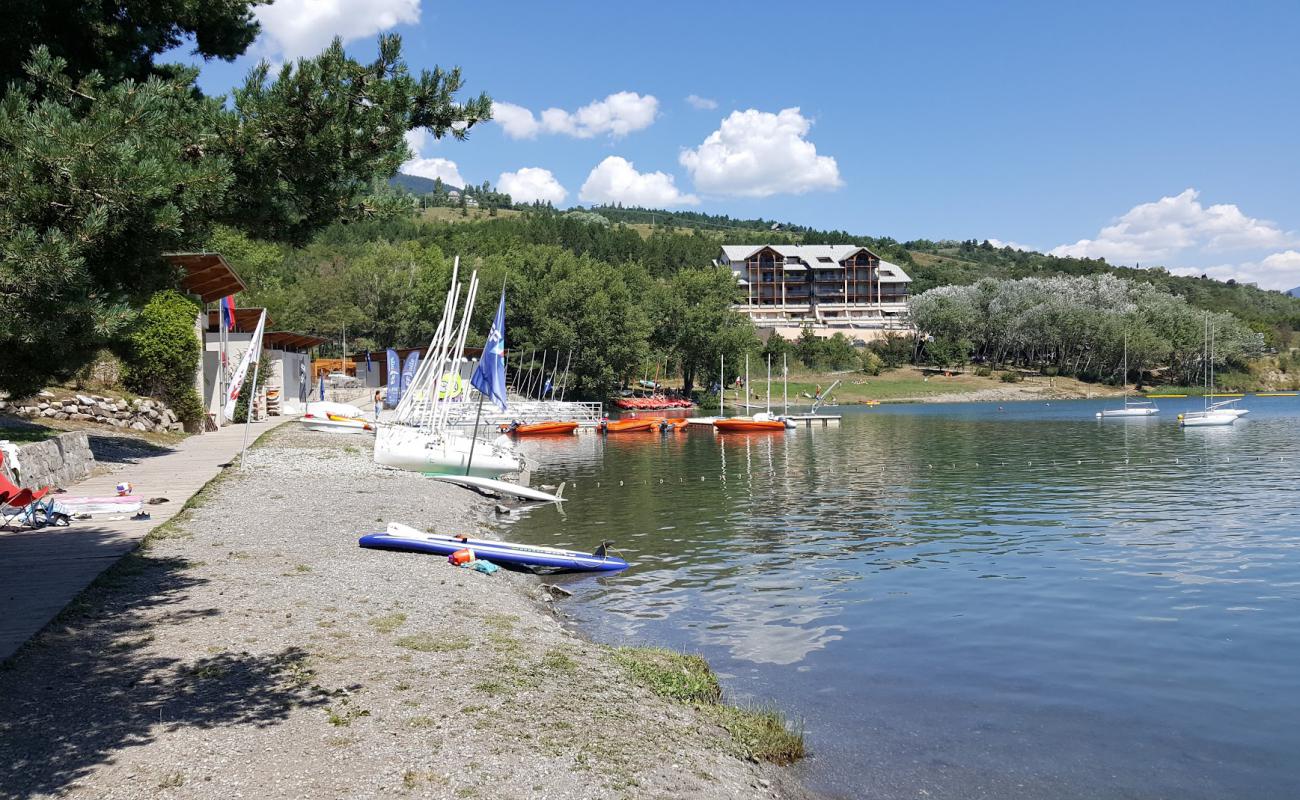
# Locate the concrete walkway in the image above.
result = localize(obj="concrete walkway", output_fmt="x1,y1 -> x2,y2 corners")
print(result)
0,417 -> 292,662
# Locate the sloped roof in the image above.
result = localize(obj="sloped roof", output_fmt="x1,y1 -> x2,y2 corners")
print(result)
169,252 -> 245,304
719,244 -> 911,282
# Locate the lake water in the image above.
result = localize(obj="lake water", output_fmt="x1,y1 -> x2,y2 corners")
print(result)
497,398 -> 1300,799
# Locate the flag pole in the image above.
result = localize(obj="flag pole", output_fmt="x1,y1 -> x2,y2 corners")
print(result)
465,275 -> 507,476
239,311 -> 266,470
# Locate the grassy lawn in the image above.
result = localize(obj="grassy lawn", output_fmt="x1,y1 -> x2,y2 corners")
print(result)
710,366 -> 1119,405
0,421 -> 60,444
418,206 -> 522,224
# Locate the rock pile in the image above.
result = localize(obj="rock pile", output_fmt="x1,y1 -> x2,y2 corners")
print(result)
1,392 -> 183,433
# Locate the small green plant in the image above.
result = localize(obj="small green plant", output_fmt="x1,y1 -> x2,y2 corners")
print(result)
973,365 -> 993,377
540,648 -> 577,674
327,697 -> 371,727
157,771 -> 186,789
999,370 -> 1023,383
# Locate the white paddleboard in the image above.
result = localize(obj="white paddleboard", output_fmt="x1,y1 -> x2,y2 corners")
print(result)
428,474 -> 564,503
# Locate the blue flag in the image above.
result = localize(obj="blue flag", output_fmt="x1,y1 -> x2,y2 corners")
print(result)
385,349 -> 401,406
365,350 -> 373,372
542,378 -> 553,397
471,291 -> 508,412
318,374 -> 325,401
400,352 -> 421,399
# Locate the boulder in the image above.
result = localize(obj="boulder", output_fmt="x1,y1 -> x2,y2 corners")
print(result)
129,421 -> 148,432
75,394 -> 94,406
69,413 -> 92,421
41,408 -> 58,417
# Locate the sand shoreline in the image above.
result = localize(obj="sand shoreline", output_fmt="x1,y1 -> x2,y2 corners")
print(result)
0,425 -> 815,800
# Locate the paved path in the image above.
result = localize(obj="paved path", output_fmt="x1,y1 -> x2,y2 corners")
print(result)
0,417 -> 292,662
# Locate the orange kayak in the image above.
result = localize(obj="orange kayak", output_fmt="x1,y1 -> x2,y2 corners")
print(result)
713,418 -> 788,433
602,419 -> 657,433
658,417 -> 688,431
500,421 -> 579,436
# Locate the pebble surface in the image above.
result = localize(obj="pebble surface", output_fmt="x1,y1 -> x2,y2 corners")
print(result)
0,425 -> 815,800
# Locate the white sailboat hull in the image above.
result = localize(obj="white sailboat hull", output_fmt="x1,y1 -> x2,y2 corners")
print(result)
1179,411 -> 1239,427
1097,407 -> 1159,417
301,418 -> 373,434
374,425 -> 523,477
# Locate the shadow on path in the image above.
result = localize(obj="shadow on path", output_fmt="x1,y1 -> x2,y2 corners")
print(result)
0,541 -> 324,798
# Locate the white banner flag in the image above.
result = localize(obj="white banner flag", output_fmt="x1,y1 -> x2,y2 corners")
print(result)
223,310 -> 266,421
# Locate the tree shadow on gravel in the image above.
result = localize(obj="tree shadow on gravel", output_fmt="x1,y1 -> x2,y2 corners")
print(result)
0,544 -> 324,798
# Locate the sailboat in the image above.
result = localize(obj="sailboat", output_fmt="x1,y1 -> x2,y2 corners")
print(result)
1179,314 -> 1248,428
373,259 -> 526,476
714,354 -> 793,432
1097,333 -> 1158,418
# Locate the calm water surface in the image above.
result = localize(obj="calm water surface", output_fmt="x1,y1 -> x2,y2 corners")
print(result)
498,398 -> 1300,799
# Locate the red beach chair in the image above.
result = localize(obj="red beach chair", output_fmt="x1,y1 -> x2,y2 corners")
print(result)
0,453 -> 54,529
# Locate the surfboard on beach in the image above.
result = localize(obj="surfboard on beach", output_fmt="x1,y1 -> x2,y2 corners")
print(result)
359,522 -> 628,572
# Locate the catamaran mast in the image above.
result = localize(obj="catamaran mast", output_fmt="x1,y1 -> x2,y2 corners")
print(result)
766,354 -> 771,415
719,353 -> 725,418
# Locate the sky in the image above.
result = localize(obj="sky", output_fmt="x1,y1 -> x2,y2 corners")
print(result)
182,0 -> 1300,290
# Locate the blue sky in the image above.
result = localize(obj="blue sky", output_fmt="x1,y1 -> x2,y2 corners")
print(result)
184,1 -> 1300,288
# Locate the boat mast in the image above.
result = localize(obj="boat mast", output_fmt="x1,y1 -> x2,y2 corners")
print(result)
745,353 -> 750,412
1122,331 -> 1128,409
719,353 -> 725,418
766,353 -> 772,415
783,352 -> 788,415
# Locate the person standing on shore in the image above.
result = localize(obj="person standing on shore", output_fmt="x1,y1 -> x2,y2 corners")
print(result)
373,390 -> 383,422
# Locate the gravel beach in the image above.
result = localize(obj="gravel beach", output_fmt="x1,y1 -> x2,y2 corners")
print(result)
0,425 -> 816,800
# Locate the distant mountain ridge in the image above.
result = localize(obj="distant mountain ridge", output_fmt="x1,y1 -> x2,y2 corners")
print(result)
389,173 -> 459,195
1290,286 -> 1300,298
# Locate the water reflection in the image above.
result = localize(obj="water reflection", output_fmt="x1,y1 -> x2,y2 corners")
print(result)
499,399 -> 1300,799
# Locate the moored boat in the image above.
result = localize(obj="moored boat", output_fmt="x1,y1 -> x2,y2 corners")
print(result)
713,413 -> 791,432
500,420 -> 579,436
600,418 -> 657,433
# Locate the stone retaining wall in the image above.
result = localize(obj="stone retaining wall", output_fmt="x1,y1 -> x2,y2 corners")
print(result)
1,431 -> 95,490
1,393 -> 182,434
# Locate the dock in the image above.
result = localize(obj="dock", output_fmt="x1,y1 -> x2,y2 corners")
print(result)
785,414 -> 842,427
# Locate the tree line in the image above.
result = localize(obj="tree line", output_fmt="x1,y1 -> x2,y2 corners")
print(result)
909,274 -> 1265,386
0,2 -> 490,399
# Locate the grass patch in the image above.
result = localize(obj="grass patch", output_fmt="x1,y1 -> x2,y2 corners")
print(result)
407,715 -> 437,728
395,633 -> 471,653
473,680 -> 510,697
706,705 -> 806,766
540,648 -> 577,674
157,771 -> 185,789
369,612 -> 407,633
327,697 -> 371,727
610,645 -> 805,765
611,647 -> 721,704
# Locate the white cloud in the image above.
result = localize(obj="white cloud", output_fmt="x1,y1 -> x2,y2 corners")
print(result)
491,102 -> 541,139
255,0 -> 421,61
404,128 -> 430,156
679,107 -> 842,197
1172,250 -> 1300,291
987,238 -> 1037,252
402,157 -> 464,187
1049,189 -> 1295,264
686,94 -> 718,110
579,156 -> 699,207
493,92 -> 658,139
499,167 -> 567,205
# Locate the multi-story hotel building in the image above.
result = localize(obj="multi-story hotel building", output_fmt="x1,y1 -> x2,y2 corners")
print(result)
715,245 -> 912,334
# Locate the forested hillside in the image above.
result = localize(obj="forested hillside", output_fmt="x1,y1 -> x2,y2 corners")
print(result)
216,194 -> 1300,399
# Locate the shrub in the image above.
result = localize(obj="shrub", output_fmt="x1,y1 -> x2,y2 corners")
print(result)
973,366 -> 992,377
123,290 -> 203,424
999,371 -> 1023,383
1041,365 -> 1059,377
868,333 -> 913,367
860,350 -> 884,376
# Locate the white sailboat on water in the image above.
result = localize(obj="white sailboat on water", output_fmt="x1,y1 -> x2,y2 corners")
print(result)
1097,333 -> 1158,418
373,258 -> 526,476
1180,313 -> 1248,428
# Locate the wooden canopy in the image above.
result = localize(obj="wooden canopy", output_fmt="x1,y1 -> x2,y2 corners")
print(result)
264,331 -> 329,351
169,252 -> 246,304
206,308 -> 271,332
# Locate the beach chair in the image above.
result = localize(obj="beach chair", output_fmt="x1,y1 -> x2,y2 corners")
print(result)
0,453 -> 55,529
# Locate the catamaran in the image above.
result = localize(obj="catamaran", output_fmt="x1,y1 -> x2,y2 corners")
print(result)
713,353 -> 794,432
373,259 -> 526,476
1097,333 -> 1158,418
1180,314 -> 1248,427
